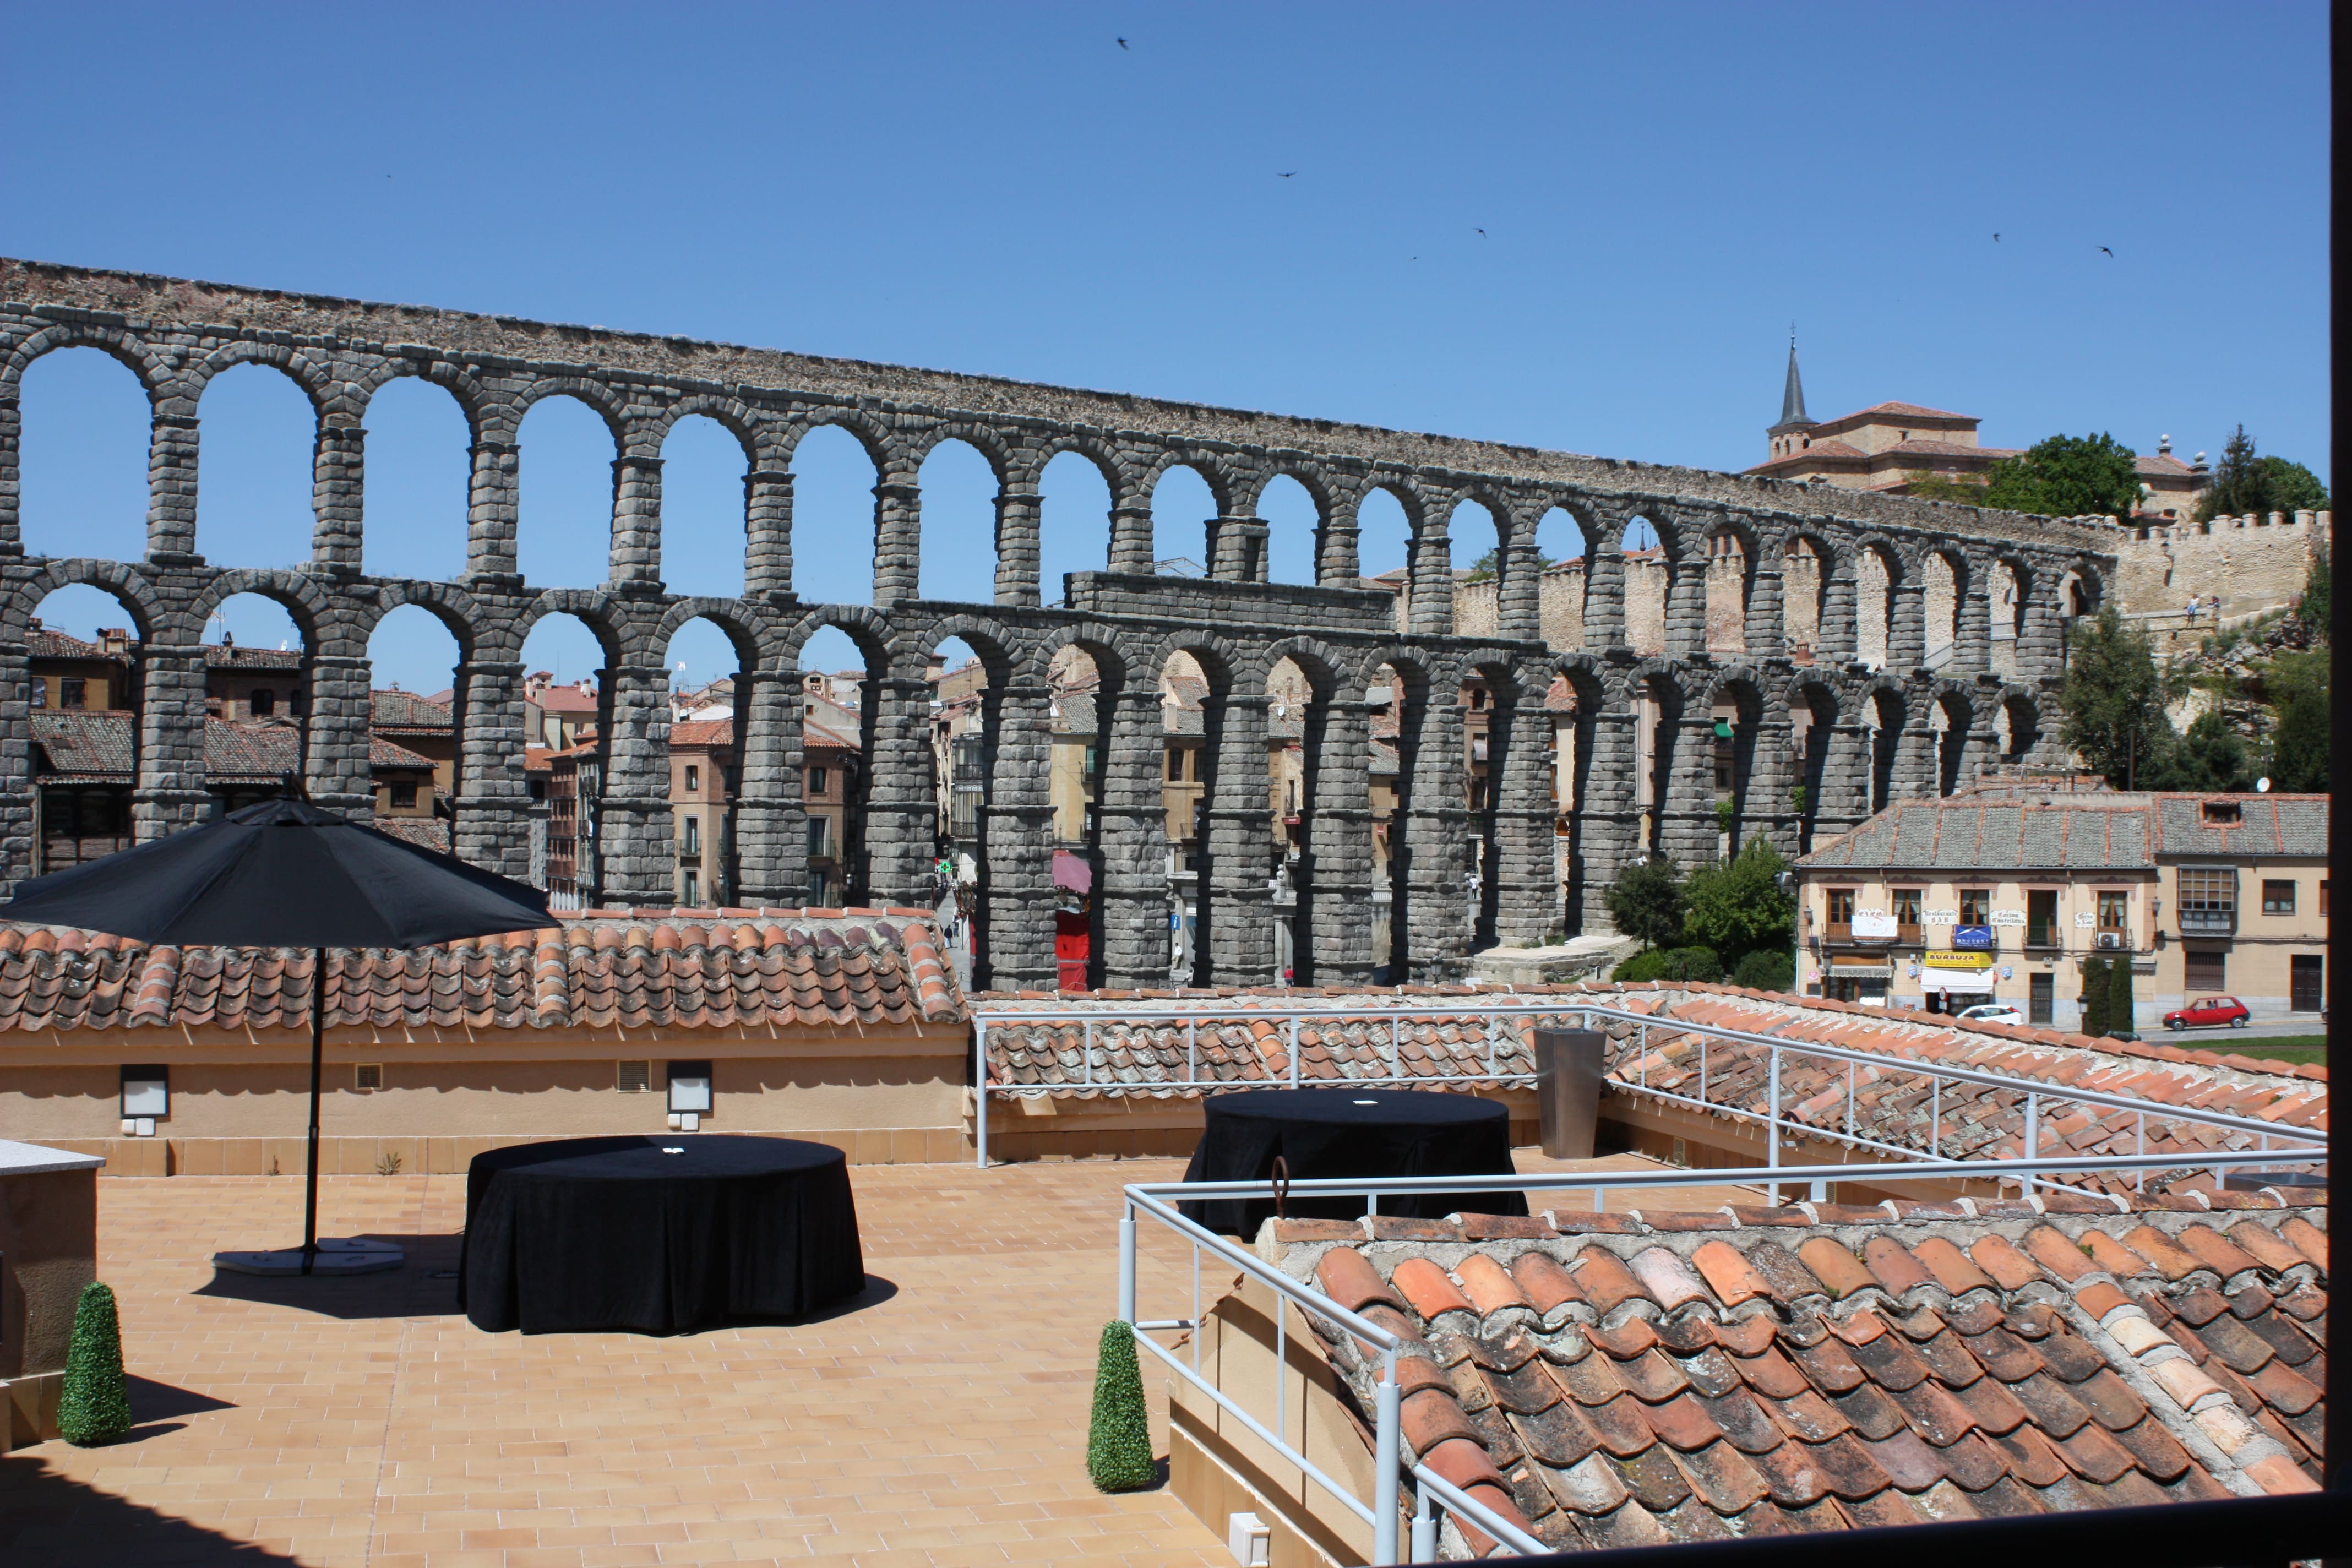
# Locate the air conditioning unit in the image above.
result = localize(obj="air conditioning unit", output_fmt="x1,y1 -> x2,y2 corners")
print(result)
2095,931 -> 2121,950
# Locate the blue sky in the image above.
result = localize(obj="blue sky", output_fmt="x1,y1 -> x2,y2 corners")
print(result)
4,2 -> 2329,693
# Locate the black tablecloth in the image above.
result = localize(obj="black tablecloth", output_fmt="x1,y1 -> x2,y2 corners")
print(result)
459,1135 -> 865,1334
1178,1088 -> 1527,1237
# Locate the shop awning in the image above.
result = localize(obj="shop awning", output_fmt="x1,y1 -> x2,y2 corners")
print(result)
1920,967 -> 1996,993
1052,850 -> 1093,894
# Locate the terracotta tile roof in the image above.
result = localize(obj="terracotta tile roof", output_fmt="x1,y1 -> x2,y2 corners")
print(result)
370,689 -> 454,729
803,695 -> 859,753
0,909 -> 965,1035
670,718 -> 735,748
1798,792 -> 2328,869
522,745 -> 553,776
371,816 -> 451,853
31,710 -> 137,777
971,984 -> 2324,1194
368,735 -> 436,770
205,643 -> 302,671
1272,1195 -> 2326,1551
1839,401 -> 1975,422
204,720 -> 302,783
28,625 -> 126,661
533,686 -> 600,714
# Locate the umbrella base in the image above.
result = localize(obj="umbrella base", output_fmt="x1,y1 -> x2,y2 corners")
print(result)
211,1238 -> 406,1277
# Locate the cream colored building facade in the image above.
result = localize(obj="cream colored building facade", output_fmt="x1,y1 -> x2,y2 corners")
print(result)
1794,785 -> 2328,1030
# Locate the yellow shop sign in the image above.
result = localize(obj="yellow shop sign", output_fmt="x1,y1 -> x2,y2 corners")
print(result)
1923,951 -> 1992,971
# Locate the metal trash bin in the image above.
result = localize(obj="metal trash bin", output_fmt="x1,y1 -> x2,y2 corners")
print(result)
1533,1028 -> 1605,1160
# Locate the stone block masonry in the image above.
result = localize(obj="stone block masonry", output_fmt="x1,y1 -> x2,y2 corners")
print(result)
0,258 -> 2113,986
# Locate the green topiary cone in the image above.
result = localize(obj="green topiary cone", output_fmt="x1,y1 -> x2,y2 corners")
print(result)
57,1280 -> 133,1446
1086,1320 -> 1156,1491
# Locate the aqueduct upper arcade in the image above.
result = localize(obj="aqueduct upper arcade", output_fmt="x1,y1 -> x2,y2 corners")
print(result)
0,258 -> 2113,987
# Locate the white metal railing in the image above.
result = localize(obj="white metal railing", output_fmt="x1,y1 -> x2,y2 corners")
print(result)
974,999 -> 2325,1187
1119,1147 -> 2329,1563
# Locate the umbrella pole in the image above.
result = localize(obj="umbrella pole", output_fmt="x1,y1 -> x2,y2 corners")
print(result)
302,945 -> 324,1275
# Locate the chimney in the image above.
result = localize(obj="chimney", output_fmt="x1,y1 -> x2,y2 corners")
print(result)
100,628 -> 130,656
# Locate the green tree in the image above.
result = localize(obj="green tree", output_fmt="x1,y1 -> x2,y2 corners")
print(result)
1086,1321 -> 1156,1491
1681,839 -> 1796,965
2144,709 -> 2251,793
1602,855 -> 1685,952
2078,956 -> 2111,1038
2271,685 -> 2330,792
57,1280 -> 133,1447
1732,949 -> 1795,992
2195,426 -> 2332,521
2299,537 -> 2331,629
2059,608 -> 2175,789
1466,548 -> 1499,582
1613,946 -> 1723,983
1983,433 -> 2141,520
2106,951 -> 2137,1037
1903,471 -> 1989,505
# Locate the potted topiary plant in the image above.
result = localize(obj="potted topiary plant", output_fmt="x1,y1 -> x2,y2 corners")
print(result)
1085,1320 -> 1156,1491
57,1280 -> 133,1446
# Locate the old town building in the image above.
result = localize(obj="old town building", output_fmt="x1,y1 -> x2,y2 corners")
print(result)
1794,777 -> 2328,1027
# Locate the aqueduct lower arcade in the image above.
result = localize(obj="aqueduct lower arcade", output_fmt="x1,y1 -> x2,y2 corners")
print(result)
0,259 -> 2111,987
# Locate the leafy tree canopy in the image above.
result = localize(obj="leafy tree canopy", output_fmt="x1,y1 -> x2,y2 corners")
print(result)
1983,433 -> 2141,520
1681,838 -> 1796,961
1903,471 -> 1989,506
2271,685 -> 2330,793
2059,608 -> 2176,789
2196,426 -> 2332,522
1603,854 -> 1685,951
2144,709 -> 2251,793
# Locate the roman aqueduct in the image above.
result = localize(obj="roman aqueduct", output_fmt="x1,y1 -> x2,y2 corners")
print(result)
0,259 -> 2114,988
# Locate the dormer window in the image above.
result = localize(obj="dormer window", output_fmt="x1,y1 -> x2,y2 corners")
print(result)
2201,800 -> 2240,826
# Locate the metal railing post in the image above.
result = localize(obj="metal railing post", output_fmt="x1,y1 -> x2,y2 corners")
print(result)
1373,1349 -> 1401,1565
1118,1197 -> 1136,1325
2024,1093 -> 2039,1194
1289,1016 -> 1300,1087
1412,1477 -> 1438,1563
974,1020 -> 989,1169
1766,1044 -> 1782,1205
1931,1079 -> 1941,1160
1186,1017 -> 1197,1088
1084,1018 -> 1095,1088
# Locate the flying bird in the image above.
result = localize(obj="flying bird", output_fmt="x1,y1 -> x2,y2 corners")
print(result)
2098,246 -> 2114,257
1476,227 -> 1486,236
1277,171 -> 1297,178
1992,232 -> 1999,241
1116,37 -> 1128,48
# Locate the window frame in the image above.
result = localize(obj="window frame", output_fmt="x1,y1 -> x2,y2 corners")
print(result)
2261,878 -> 2296,915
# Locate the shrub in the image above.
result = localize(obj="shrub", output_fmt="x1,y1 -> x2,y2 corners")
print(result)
1086,1320 -> 1155,1491
1602,856 -> 1684,951
57,1280 -> 133,1446
1731,950 -> 1795,992
1613,946 -> 1722,984
2078,956 -> 2111,1038
2106,953 -> 2137,1037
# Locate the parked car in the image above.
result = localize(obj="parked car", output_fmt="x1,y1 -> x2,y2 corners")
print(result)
2162,995 -> 2251,1030
1957,1001 -> 2026,1026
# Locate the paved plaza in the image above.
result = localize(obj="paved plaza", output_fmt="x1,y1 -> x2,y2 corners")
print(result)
1,1152 -> 1747,1567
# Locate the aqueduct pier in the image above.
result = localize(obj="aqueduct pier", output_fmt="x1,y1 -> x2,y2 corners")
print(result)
0,258 -> 2113,988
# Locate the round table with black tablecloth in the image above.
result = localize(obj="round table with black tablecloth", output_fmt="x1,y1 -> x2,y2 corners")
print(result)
459,1135 -> 866,1334
1178,1088 -> 1526,1237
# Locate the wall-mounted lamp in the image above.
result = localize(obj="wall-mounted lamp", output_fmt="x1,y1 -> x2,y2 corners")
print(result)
121,1064 -> 168,1136
667,1060 -> 712,1131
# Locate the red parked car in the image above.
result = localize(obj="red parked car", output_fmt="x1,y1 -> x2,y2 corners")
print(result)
2163,995 -> 2251,1030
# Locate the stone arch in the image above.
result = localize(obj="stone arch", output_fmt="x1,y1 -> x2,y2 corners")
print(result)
905,419 -> 1019,487
1996,689 -> 2043,763
514,589 -> 635,666
647,393 -> 767,464
350,355 -> 495,438
357,579 -> 486,659
776,405 -> 899,472
181,339 -> 340,413
1135,448 -> 1239,519
1780,526 -> 1833,658
1856,674 -> 1910,813
1782,672 -> 1842,853
1852,533 -> 1905,671
2,557 -> 166,642
1929,683 -> 1975,797
187,570 -> 335,652
654,596 -> 773,672
1920,546 -> 1967,668
1701,663 -> 1770,857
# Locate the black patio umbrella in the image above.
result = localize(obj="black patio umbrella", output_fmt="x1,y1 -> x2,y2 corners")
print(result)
2,797 -> 554,1274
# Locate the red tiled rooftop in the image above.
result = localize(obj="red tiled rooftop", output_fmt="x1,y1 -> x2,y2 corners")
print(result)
0,910 -> 965,1035
1272,1192 -> 2327,1551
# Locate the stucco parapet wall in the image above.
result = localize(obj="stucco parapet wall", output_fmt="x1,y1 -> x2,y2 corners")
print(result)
0,257 -> 2107,549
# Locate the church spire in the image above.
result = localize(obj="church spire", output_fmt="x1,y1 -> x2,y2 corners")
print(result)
1776,330 -> 1811,431
1768,324 -> 1806,434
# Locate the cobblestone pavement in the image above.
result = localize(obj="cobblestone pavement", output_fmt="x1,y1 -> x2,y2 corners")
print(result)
0,1150 -> 1740,1567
